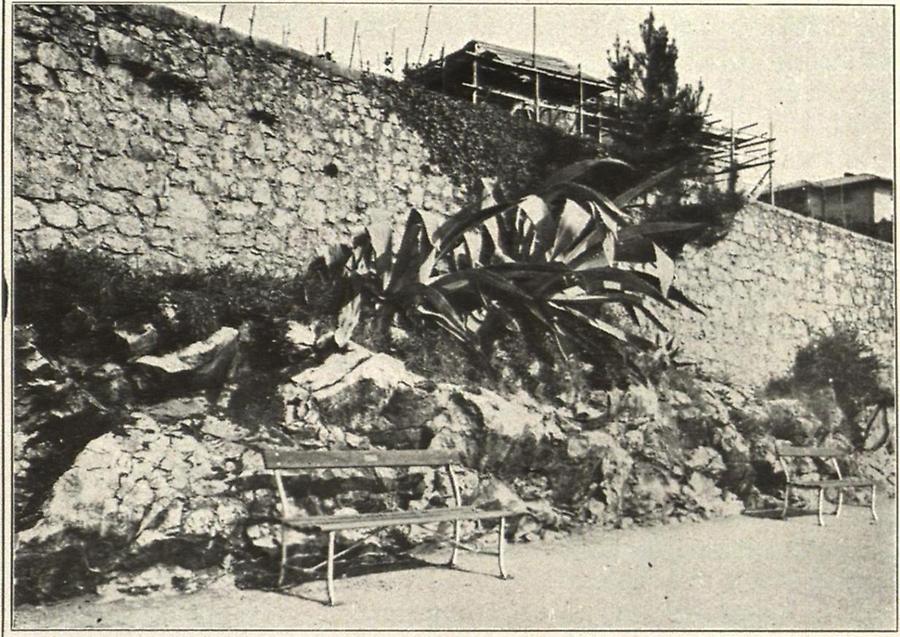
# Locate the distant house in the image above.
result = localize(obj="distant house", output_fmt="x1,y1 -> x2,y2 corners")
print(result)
768,173 -> 894,241
404,40 -> 610,139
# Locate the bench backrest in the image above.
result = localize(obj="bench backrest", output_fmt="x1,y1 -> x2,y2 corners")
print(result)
262,448 -> 462,470
775,444 -> 847,482
775,445 -> 848,459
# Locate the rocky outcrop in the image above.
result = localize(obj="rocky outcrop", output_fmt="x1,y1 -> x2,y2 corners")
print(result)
15,413 -> 260,603
13,326 -> 118,530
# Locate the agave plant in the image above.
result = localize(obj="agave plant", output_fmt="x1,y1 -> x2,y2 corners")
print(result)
314,158 -> 702,366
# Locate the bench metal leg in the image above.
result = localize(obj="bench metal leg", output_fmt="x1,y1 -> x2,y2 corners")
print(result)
870,485 -> 879,523
497,516 -> 512,580
278,523 -> 287,587
326,531 -> 336,606
834,489 -> 843,518
817,488 -> 825,526
448,520 -> 460,568
782,485 -> 791,520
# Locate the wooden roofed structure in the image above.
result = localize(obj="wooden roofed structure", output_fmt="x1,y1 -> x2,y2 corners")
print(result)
405,40 -> 611,139
406,40 -> 775,195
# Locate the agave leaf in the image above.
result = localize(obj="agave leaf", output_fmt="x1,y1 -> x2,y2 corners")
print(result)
518,194 -> 556,252
549,291 -> 644,307
540,157 -> 633,191
415,285 -> 469,329
455,268 -> 537,303
318,243 -> 353,274
653,243 -> 675,297
433,200 -> 510,260
615,221 -> 705,262
334,294 -> 362,348
626,332 -> 657,351
552,303 -> 629,342
602,232 -> 616,266
612,165 -> 678,208
419,209 -> 445,244
368,222 -> 393,258
575,268 -> 675,308
551,199 -> 591,261
635,303 -> 669,331
386,211 -> 427,294
667,285 -> 705,314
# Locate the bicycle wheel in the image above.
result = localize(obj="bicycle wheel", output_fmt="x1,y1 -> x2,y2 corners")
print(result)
858,403 -> 894,452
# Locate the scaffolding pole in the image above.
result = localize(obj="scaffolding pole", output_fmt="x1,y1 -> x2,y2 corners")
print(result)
768,119 -> 775,205
578,64 -> 584,135
349,20 -> 358,67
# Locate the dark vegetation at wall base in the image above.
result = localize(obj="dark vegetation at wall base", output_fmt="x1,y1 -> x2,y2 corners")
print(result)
15,249 -> 310,369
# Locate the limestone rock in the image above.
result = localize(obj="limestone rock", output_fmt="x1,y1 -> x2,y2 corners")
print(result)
206,55 -> 232,89
13,414 -> 258,604
35,42 -> 78,70
18,63 -> 54,89
13,327 -> 113,532
114,323 -> 159,357
134,327 -> 239,390
98,27 -> 150,64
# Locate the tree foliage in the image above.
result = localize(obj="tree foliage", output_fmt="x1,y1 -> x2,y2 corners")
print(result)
602,11 -> 710,179
601,11 -> 744,252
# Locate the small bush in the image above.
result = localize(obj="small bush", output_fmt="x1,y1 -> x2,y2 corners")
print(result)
766,326 -> 892,445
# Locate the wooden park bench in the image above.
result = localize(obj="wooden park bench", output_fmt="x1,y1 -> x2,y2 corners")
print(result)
775,443 -> 878,526
262,448 -> 519,605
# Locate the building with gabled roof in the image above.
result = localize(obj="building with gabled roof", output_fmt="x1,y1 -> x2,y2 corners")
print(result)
769,173 -> 893,240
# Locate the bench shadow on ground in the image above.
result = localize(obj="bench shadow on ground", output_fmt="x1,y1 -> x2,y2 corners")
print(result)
742,506 -> 867,522
240,545 -> 502,606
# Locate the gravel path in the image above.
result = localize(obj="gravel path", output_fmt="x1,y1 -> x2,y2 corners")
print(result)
13,501 -> 897,631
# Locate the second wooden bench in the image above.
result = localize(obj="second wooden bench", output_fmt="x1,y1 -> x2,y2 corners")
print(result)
776,443 -> 877,526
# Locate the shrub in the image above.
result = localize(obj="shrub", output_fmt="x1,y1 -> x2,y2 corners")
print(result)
766,326 -> 892,446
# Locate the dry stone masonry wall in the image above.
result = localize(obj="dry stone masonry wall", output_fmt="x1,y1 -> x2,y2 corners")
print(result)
13,4 -> 594,274
662,202 -> 894,387
12,5 -> 894,388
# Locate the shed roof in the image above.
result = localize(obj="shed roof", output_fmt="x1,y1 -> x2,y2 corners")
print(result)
406,39 -> 607,87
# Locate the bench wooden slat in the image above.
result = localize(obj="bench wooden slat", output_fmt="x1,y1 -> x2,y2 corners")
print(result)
263,448 -> 462,469
283,506 -> 518,531
787,478 -> 874,488
776,445 -> 849,458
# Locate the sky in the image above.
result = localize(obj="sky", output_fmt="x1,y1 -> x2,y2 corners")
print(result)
172,3 -> 894,189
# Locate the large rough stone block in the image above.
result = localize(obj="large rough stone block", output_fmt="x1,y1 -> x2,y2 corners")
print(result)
13,197 -> 41,231
94,158 -> 149,193
35,42 -> 78,70
98,27 -> 150,63
39,202 -> 79,229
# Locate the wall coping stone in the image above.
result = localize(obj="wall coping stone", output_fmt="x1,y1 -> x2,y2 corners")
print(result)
749,201 -> 893,252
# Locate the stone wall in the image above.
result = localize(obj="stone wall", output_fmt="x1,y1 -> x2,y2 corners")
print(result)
661,202 -> 894,387
12,4 -> 596,274
12,4 -> 894,389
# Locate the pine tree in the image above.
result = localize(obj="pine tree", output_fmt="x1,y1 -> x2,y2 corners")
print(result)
602,11 -> 743,255
603,11 -> 710,179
